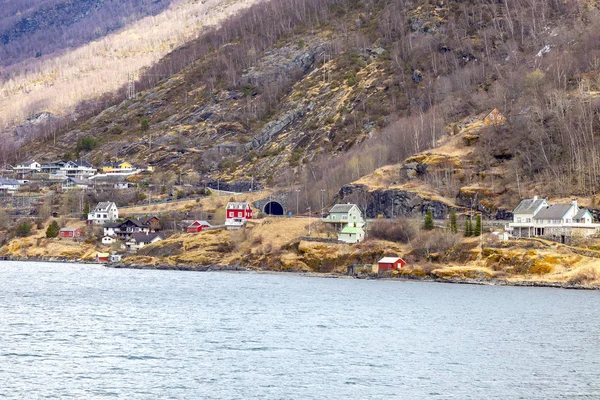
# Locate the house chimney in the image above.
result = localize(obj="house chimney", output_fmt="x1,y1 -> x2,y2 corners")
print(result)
533,196 -> 538,201
572,199 -> 578,209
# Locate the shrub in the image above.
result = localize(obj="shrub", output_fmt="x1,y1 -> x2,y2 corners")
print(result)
423,209 -> 434,230
411,230 -> 461,261
569,266 -> 600,285
16,222 -> 33,237
46,221 -> 60,238
75,136 -> 97,152
369,218 -> 417,243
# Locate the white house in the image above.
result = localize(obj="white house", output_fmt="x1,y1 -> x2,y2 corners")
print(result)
13,160 -> 41,173
508,197 -> 600,242
337,226 -> 365,244
88,202 -> 119,225
323,204 -> 365,229
60,160 -> 96,178
0,176 -> 21,193
126,232 -> 165,252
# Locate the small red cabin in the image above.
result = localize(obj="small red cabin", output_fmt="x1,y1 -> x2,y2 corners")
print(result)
187,220 -> 211,233
378,257 -> 406,271
59,228 -> 84,239
96,253 -> 109,263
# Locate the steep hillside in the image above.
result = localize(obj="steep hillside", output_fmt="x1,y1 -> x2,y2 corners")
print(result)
0,0 -> 258,138
12,0 -> 600,212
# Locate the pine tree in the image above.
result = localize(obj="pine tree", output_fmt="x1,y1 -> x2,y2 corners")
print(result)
83,198 -> 90,220
465,218 -> 473,237
424,209 -> 434,230
474,214 -> 482,237
46,221 -> 60,238
449,209 -> 457,233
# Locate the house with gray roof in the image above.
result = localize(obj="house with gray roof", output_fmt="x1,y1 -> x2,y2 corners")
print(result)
323,204 -> 365,229
508,197 -> 600,242
87,202 -> 119,225
0,176 -> 21,193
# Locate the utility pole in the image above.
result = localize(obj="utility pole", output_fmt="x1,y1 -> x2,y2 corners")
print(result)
295,189 -> 300,216
320,189 -> 325,218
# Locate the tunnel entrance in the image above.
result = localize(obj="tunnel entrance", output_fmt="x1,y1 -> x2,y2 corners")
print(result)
263,201 -> 284,216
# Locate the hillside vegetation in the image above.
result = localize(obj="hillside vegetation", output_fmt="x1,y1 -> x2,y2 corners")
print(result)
9,0 -> 600,213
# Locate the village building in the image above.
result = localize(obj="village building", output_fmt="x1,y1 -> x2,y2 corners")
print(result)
59,228 -> 84,239
378,257 -> 407,272
337,226 -> 365,243
0,177 -> 21,193
88,202 -> 119,225
323,204 -> 365,229
141,216 -> 161,232
187,220 -> 212,233
225,202 -> 253,229
59,160 -> 97,178
507,197 -> 600,242
102,236 -> 116,245
109,253 -> 122,263
110,218 -> 150,239
96,252 -> 110,263
40,161 -> 66,175
62,177 -> 92,190
102,161 -> 135,174
482,108 -> 507,126
13,160 -> 41,174
126,232 -> 165,252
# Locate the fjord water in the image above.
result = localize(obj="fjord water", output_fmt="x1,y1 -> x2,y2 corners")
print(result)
1,262 -> 598,399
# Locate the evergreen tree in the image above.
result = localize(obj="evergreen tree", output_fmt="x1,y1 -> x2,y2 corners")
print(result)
83,198 -> 90,220
465,218 -> 473,237
424,209 -> 434,230
46,221 -> 60,238
474,214 -> 482,237
449,209 -> 458,233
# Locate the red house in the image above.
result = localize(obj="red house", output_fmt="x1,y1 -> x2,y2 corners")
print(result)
187,220 -> 212,233
225,202 -> 253,229
59,228 -> 84,239
378,257 -> 407,271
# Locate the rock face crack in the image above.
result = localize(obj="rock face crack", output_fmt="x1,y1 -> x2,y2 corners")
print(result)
245,108 -> 304,151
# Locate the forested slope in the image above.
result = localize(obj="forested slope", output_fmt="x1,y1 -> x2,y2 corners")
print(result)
10,0 -> 600,210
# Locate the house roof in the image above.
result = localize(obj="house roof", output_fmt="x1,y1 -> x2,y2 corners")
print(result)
66,160 -> 94,168
379,257 -> 404,264
97,252 -> 110,257
120,218 -> 144,227
189,220 -> 211,227
63,177 -> 91,185
227,202 -> 250,209
329,204 -> 357,213
104,222 -> 120,228
534,204 -> 574,220
17,160 -> 37,166
513,198 -> 546,214
60,228 -> 80,232
0,176 -> 20,185
130,232 -> 165,243
141,216 -> 159,224
94,202 -> 116,211
574,209 -> 592,220
341,226 -> 363,234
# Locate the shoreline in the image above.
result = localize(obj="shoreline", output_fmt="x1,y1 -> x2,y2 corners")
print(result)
3,255 -> 597,290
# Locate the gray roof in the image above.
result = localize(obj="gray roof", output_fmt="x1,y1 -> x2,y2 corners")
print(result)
130,232 -> 165,243
0,176 -> 20,185
574,209 -> 592,220
94,202 -> 116,211
513,198 -> 546,214
534,204 -> 573,220
329,204 -> 357,213
64,177 -> 91,185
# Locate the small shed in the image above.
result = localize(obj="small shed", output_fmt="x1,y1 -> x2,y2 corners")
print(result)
187,220 -> 211,233
109,254 -> 122,263
378,257 -> 407,271
96,252 -> 110,263
102,236 -> 115,245
338,226 -> 365,243
59,228 -> 84,239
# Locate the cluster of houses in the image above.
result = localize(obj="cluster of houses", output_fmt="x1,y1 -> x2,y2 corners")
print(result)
507,196 -> 599,242
0,159 -> 150,194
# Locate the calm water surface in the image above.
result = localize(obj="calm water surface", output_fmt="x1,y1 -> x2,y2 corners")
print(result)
0,262 -> 599,399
